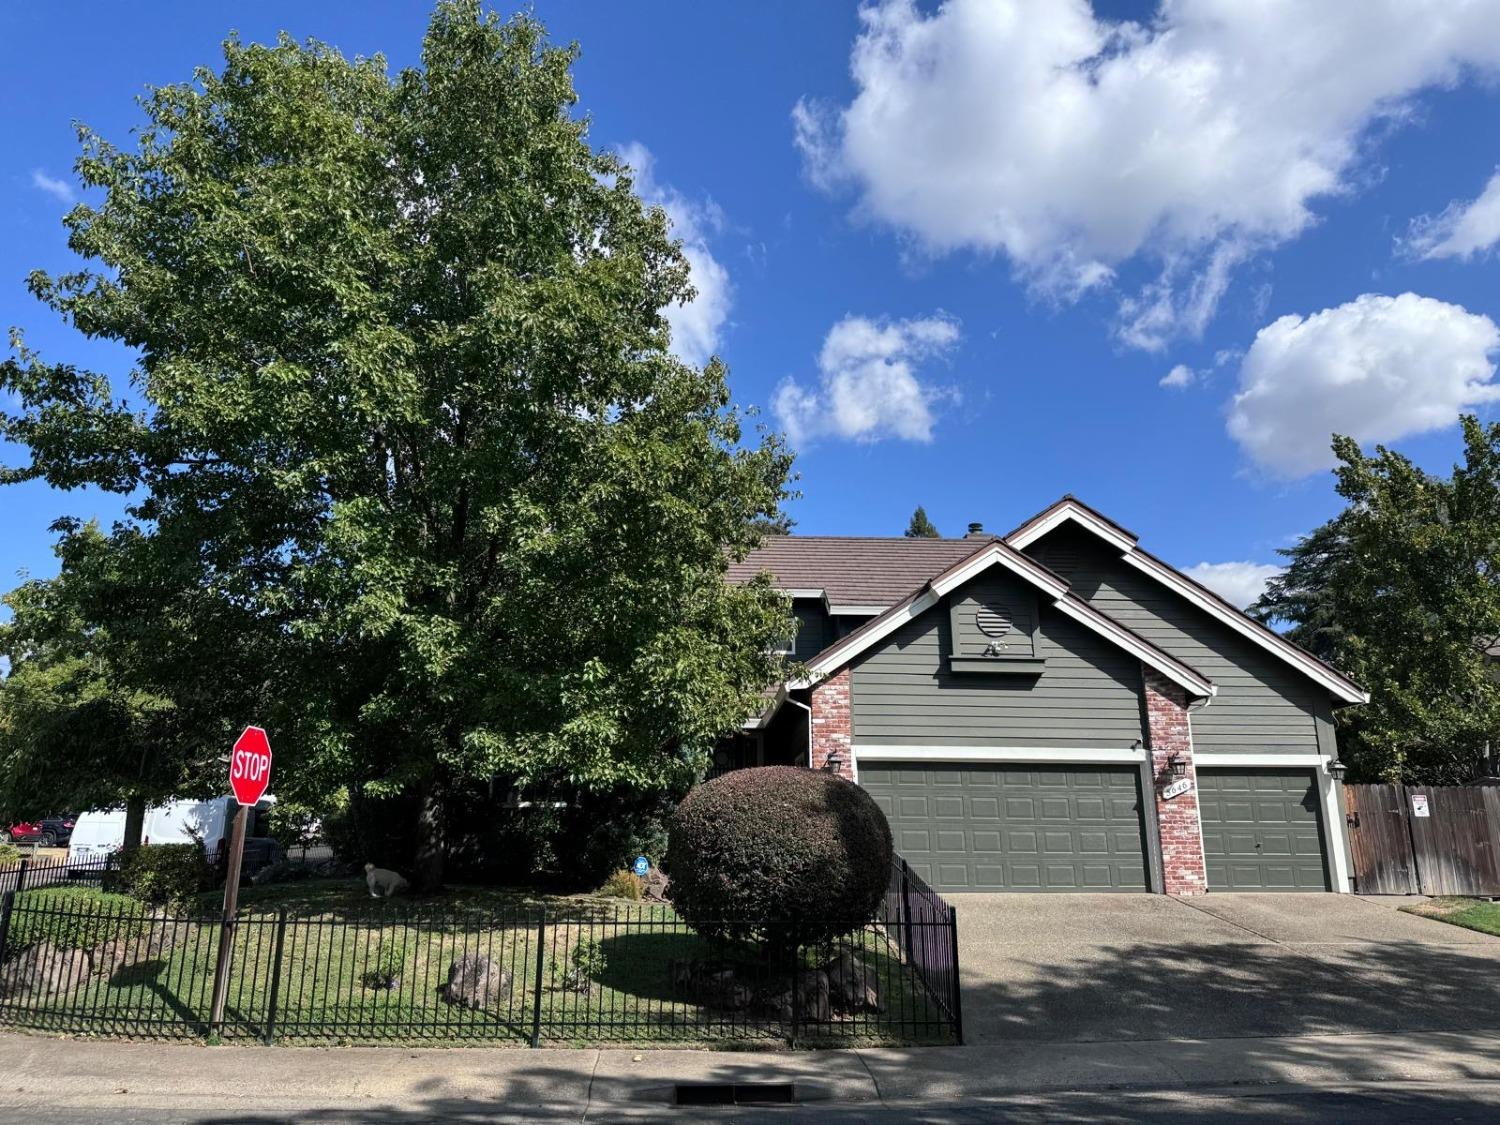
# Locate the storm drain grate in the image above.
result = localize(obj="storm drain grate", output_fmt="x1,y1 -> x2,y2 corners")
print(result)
674,1082 -> 797,1106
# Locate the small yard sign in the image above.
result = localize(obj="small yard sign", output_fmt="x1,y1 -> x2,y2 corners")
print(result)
1412,793 -> 1430,818
633,855 -> 650,877
1161,777 -> 1193,800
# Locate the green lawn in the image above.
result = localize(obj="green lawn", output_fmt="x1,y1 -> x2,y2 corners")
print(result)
0,878 -> 955,1048
1401,896 -> 1500,936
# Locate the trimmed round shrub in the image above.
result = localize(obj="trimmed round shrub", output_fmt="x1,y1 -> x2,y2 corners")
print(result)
666,766 -> 893,949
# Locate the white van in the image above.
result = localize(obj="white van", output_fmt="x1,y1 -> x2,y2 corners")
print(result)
68,796 -> 276,863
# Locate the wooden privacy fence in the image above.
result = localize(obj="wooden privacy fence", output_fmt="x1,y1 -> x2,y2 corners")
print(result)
1346,783 -> 1500,895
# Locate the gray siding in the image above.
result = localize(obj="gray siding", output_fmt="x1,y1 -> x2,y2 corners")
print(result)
950,574 -> 1037,658
851,570 -> 1147,747
1028,526 -> 1333,754
791,599 -> 831,659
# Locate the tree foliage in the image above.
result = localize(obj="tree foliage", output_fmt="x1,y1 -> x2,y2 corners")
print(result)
904,505 -> 939,538
1251,416 -> 1500,783
0,3 -> 794,881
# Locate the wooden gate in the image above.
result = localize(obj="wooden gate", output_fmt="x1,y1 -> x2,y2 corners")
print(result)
1346,784 -> 1417,894
1347,783 -> 1500,895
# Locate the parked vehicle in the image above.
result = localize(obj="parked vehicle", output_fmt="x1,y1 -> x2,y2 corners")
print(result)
0,814 -> 77,847
66,796 -> 280,873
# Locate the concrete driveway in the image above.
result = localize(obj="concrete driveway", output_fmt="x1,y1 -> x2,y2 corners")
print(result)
954,893 -> 1500,1044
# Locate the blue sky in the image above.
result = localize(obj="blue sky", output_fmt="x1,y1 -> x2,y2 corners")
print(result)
5,1 -> 1500,610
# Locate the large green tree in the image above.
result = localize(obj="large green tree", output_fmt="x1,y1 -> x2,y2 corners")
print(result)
904,505 -> 939,538
1251,416 -> 1500,783
0,3 -> 794,883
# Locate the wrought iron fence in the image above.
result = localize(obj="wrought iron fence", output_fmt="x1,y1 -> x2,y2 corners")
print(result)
0,859 -> 961,1047
0,853 -> 122,895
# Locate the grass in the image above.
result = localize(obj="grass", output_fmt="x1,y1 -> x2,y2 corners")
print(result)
0,877 -> 955,1048
1401,896 -> 1500,936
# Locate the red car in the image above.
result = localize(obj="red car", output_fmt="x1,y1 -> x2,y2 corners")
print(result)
0,815 -> 76,847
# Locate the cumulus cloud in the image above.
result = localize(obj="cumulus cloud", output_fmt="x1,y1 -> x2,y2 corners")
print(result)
618,143 -> 732,367
1405,168 -> 1500,261
1227,293 -> 1500,477
796,0 -> 1500,348
773,314 -> 961,445
1160,364 -> 1195,390
1183,561 -> 1283,609
30,169 -> 74,203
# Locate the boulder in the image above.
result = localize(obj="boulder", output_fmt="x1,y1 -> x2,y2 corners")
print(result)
758,968 -> 831,1024
824,950 -> 883,1014
441,954 -> 511,1010
0,943 -> 91,999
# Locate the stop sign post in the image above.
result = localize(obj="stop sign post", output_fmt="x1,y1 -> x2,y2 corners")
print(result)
210,725 -> 274,1028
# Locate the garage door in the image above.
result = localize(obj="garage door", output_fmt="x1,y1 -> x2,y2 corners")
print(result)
860,763 -> 1149,892
1197,768 -> 1330,891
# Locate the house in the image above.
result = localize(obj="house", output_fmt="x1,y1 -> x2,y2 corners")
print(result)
723,497 -> 1367,896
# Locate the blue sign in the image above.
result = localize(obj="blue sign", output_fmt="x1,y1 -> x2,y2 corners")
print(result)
632,855 -> 650,877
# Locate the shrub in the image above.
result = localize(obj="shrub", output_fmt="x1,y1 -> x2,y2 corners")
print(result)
598,870 -> 645,900
361,932 -> 408,990
8,887 -> 145,951
666,766 -> 893,950
554,937 -> 606,995
0,843 -> 21,868
118,843 -> 215,909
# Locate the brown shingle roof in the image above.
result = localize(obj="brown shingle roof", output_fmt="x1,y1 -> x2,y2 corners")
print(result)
725,535 -> 985,607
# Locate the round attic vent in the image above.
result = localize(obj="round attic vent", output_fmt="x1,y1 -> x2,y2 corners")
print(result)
976,604 -> 1012,638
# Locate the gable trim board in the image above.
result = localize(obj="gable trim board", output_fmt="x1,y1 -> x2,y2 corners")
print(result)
788,539 -> 1217,701
1007,498 -> 1367,706
854,746 -> 1148,764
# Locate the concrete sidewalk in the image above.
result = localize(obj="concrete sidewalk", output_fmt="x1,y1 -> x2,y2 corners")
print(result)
4,1028 -> 1500,1120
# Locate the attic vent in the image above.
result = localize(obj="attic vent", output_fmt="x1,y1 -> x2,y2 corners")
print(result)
976,604 -> 1013,638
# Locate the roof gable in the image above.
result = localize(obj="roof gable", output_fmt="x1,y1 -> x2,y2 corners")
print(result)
790,537 -> 1215,700
1007,497 -> 1368,705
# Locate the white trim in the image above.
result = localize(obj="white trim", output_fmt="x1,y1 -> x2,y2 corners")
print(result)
1194,752 -> 1328,767
789,588 -> 940,688
828,604 -> 885,616
1009,500 -> 1138,554
1051,597 -> 1215,698
784,588 -> 826,600
1122,552 -> 1368,705
1192,753 -> 1352,894
853,746 -> 1148,764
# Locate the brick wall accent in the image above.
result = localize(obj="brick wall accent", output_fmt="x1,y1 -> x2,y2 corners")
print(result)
808,668 -> 855,780
1144,667 -> 1208,896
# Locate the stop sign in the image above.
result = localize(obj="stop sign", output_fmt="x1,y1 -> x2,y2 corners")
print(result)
229,725 -> 273,806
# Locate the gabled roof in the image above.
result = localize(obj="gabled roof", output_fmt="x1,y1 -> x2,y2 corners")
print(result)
788,537 -> 1217,700
725,535 -> 982,610
1005,496 -> 1369,705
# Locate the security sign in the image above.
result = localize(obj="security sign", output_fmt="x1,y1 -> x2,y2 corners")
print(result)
229,726 -> 273,807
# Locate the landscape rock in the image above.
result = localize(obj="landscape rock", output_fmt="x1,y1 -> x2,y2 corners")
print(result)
641,869 -> 671,903
759,968 -> 831,1024
824,950 -> 883,1014
441,954 -> 511,1010
0,943 -> 91,999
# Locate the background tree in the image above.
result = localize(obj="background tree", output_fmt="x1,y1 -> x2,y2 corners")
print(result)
0,3 -> 794,884
904,505 -> 940,538
1251,416 -> 1500,783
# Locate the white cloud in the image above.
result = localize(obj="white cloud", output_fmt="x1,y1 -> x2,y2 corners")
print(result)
618,143 -> 731,367
1227,293 -> 1500,477
30,169 -> 74,203
1182,561 -> 1283,609
1160,364 -> 1195,390
796,0 -> 1500,349
773,314 -> 961,445
1405,167 -> 1500,260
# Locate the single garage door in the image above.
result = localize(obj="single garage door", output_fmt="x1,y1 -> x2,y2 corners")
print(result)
860,763 -> 1149,892
1197,768 -> 1330,891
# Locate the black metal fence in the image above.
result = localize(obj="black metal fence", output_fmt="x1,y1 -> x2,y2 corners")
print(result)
0,857 -> 961,1047
0,853 -> 121,895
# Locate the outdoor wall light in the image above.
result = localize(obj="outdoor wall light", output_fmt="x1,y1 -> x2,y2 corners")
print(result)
1166,752 -> 1188,780
824,751 -> 845,774
1327,759 -> 1348,783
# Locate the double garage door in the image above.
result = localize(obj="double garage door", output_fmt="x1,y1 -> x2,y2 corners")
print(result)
862,762 -> 1330,893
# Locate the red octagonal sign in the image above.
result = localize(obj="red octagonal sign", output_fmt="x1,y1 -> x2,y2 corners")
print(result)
230,725 -> 273,807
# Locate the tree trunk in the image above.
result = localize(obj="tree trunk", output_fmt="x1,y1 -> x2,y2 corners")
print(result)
121,794 -> 147,853
412,780 -> 445,891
